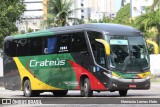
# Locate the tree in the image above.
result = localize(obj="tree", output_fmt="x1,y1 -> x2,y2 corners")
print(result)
99,16 -> 112,23
150,0 -> 160,11
88,15 -> 112,23
134,3 -> 160,45
47,0 -> 81,27
27,28 -> 34,33
0,0 -> 25,47
113,3 -> 131,25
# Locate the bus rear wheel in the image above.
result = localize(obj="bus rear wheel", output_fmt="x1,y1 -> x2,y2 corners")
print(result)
80,78 -> 93,97
119,90 -> 128,96
53,90 -> 68,97
23,79 -> 39,97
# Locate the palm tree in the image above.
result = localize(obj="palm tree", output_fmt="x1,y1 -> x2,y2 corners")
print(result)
134,0 -> 160,45
150,0 -> 160,11
47,0 -> 82,27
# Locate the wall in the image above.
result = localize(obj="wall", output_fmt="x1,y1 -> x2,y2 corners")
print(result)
0,77 -> 4,87
150,54 -> 160,76
131,0 -> 153,17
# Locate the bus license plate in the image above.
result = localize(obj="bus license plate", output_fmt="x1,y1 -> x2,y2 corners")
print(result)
129,84 -> 136,88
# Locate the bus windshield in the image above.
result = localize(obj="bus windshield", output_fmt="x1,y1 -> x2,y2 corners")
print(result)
109,36 -> 149,72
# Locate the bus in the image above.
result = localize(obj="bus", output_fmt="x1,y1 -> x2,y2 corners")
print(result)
3,23 -> 158,97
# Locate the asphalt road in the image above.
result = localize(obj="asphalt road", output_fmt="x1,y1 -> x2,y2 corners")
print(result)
0,82 -> 160,106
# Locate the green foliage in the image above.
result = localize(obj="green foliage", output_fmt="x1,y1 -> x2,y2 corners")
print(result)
47,0 -> 81,27
113,3 -> 130,25
88,16 -> 112,23
133,0 -> 160,53
88,18 -> 98,23
134,9 -> 160,45
99,16 -> 112,23
27,28 -> 34,33
0,0 -> 25,47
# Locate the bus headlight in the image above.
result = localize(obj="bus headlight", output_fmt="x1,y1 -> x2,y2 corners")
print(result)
145,76 -> 151,80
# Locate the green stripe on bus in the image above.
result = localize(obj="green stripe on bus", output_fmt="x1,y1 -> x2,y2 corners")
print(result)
113,71 -> 137,79
14,30 -> 54,39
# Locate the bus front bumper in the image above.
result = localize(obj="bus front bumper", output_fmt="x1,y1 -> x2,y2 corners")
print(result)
107,78 -> 150,90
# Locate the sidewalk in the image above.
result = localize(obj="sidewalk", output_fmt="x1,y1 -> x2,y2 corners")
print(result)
151,81 -> 160,87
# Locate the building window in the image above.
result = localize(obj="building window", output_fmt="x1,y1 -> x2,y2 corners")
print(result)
81,15 -> 84,19
81,9 -> 84,12
140,6 -> 145,11
81,3 -> 84,6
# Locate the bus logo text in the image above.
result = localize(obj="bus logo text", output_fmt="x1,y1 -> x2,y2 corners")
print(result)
29,59 -> 66,67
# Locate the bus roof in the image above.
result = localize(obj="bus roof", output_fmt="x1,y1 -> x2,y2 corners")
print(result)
5,23 -> 141,40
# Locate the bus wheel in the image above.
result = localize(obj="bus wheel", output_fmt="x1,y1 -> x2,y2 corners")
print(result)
53,90 -> 68,97
119,90 -> 128,96
23,79 -> 35,97
80,78 -> 93,97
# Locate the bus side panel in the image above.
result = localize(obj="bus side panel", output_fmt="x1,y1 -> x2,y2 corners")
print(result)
14,54 -> 78,90
70,53 -> 107,90
3,56 -> 21,90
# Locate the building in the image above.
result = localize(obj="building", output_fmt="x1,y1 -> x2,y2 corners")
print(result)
130,0 -> 153,18
88,0 -> 116,21
71,0 -> 91,22
16,0 -> 47,33
72,0 -> 116,22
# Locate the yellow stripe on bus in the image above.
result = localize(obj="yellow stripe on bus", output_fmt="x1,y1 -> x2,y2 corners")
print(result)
112,72 -> 122,78
137,71 -> 151,78
13,57 -> 61,90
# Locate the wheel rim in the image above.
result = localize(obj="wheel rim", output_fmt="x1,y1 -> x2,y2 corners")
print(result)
25,83 -> 30,95
84,81 -> 88,94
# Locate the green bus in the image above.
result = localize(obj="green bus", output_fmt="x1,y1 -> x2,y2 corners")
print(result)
3,23 -> 158,97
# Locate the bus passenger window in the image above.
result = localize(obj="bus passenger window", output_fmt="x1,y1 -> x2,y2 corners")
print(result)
57,35 -> 71,53
43,36 -> 57,54
47,37 -> 57,54
30,37 -> 43,55
71,32 -> 88,54
16,39 -> 30,56
4,41 -> 17,57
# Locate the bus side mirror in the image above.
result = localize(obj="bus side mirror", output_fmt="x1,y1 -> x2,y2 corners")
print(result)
146,39 -> 159,54
95,39 -> 110,55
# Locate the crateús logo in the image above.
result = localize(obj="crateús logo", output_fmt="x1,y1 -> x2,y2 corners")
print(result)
29,59 -> 66,67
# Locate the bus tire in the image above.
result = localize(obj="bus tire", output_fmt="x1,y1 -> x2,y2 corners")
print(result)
80,78 -> 93,97
23,79 -> 36,97
53,90 -> 68,97
119,90 -> 128,96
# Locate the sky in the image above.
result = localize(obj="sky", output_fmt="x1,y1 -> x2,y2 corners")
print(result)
115,0 -> 121,12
